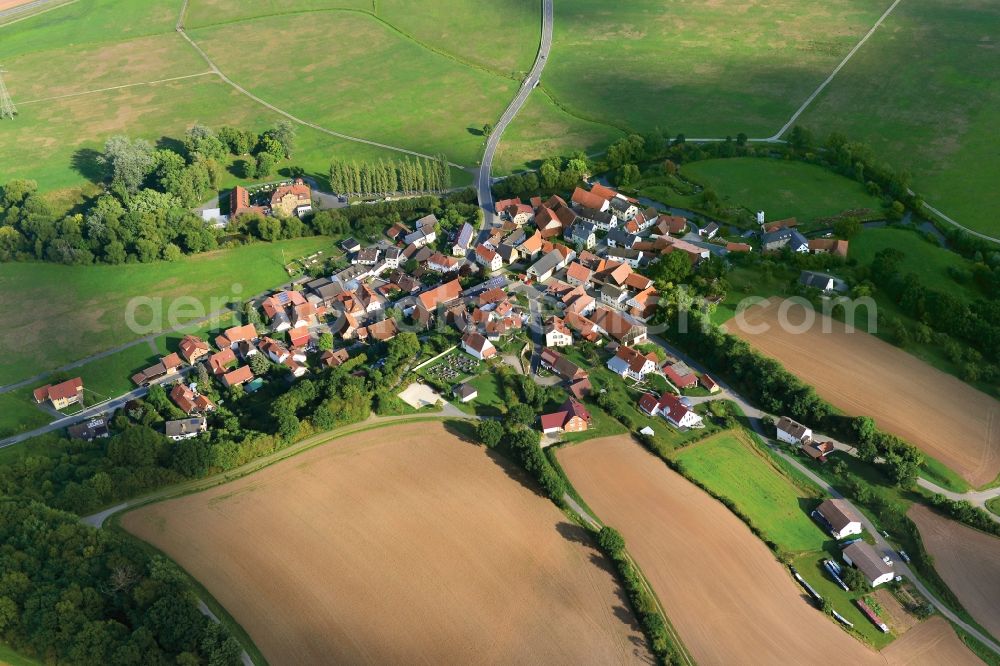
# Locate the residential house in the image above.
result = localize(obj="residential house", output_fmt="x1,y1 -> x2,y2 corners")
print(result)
178,335 -> 210,365
605,246 -> 644,268
221,365 -> 254,389
726,242 -> 752,253
544,317 -> 573,347
414,279 -> 462,326
601,284 -> 629,310
566,221 -> 596,249
699,222 -> 720,239
568,376 -> 592,400
462,332 -> 497,360
571,186 -> 610,212
320,348 -> 350,368
355,284 -> 383,313
761,227 -> 809,253
33,377 -> 84,410
606,228 -> 639,249
414,213 -> 438,230
540,398 -> 591,435
565,261 -> 593,286
454,383 -> 478,403
842,541 -> 894,587
639,392 -> 704,429
626,287 -> 658,320
518,230 -> 544,259
259,337 -> 290,364
475,244 -> 503,272
170,383 -> 215,415
497,243 -> 520,265
131,353 -> 183,387
699,374 -> 720,393
809,238 -> 850,257
803,440 -> 835,462
357,318 -> 399,343
270,179 -> 312,218
776,416 -> 812,445
607,345 -> 658,380
654,215 -> 688,236
165,417 -> 208,441
215,323 -> 258,350
403,227 -> 436,248
526,250 -> 563,283
283,357 -> 308,378
428,252 -> 461,273
800,270 -> 848,294
67,417 -> 109,442
591,306 -> 647,345
576,206 -> 617,231
477,287 -> 508,307
208,348 -> 237,376
816,499 -> 864,539
608,196 -> 639,222
453,222 -> 475,256
383,247 -> 403,268
663,362 -> 697,389
659,235 -> 711,263
352,247 -> 381,266
539,348 -> 587,381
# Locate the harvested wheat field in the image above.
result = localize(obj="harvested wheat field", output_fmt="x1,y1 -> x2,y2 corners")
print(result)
123,422 -> 651,665
727,298 -> 1000,486
882,616 -> 983,666
909,503 -> 1000,640
557,435 -> 882,665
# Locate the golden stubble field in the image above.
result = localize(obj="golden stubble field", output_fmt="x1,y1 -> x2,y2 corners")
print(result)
123,422 -> 652,665
727,298 -> 1000,487
909,503 -> 1000,642
557,435 -> 983,665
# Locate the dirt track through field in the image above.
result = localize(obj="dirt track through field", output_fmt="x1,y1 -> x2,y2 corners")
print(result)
557,435 -> 884,665
909,504 -> 1000,641
123,423 -> 651,665
727,298 -> 1000,486
882,616 -> 983,666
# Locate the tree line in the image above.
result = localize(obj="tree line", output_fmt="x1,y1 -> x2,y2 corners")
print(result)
328,155 -> 452,198
0,498 -> 243,665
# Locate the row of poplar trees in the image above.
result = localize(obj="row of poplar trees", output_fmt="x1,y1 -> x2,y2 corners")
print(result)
329,155 -> 452,197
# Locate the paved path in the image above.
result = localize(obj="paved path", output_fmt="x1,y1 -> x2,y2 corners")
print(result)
0,0 -> 73,24
769,0 -> 905,141
475,0 -> 554,226
196,600 -> 254,666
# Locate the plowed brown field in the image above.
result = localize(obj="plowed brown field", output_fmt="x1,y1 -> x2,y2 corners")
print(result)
122,422 -> 652,665
882,617 -> 983,666
727,298 -> 1000,486
909,504 -> 1000,640
557,435 -> 883,665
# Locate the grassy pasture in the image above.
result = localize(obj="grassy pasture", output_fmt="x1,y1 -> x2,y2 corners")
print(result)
798,0 -> 1000,237
189,12 -> 516,167
495,91 -> 625,174
0,236 -> 332,386
541,0 -> 885,138
673,430 -> 822,553
678,158 -> 885,226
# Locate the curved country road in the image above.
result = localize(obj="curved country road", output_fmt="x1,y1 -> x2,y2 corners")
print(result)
476,0 -> 554,226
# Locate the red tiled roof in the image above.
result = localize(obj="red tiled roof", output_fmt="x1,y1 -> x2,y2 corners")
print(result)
571,187 -> 607,211
33,377 -> 82,403
417,279 -> 461,311
178,335 -> 209,362
663,364 -> 697,388
288,325 -> 310,347
222,365 -> 254,388
540,411 -> 568,431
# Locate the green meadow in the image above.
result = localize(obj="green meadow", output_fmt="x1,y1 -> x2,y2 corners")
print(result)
0,236 -> 332,386
799,0 -> 1000,237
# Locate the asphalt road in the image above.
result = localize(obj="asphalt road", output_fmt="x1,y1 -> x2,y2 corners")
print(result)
476,0 -> 554,228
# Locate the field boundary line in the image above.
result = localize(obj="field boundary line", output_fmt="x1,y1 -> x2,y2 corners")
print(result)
174,4 -> 469,170
16,71 -> 215,105
184,7 -> 524,83
769,0 -> 904,140
0,0 -> 76,27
